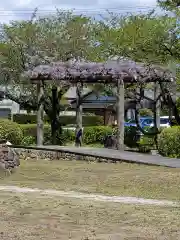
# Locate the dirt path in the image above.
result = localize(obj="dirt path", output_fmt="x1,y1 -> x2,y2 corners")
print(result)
0,185 -> 178,207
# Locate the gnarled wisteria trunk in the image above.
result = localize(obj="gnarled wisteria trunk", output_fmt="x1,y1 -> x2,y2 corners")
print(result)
75,83 -> 83,147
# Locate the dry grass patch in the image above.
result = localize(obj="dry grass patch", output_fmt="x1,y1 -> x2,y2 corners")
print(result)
1,159 -> 180,200
0,191 -> 180,240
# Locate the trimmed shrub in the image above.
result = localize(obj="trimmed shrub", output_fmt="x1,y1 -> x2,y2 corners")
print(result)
0,119 -> 23,144
158,127 -> 180,158
83,126 -> 144,147
13,114 -> 48,124
13,114 -> 103,126
83,126 -> 112,144
20,125 -> 113,145
44,127 -> 75,145
20,124 -> 74,145
138,135 -> 155,153
20,124 -> 144,147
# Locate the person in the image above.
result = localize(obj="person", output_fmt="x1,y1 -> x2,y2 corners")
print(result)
75,128 -> 82,147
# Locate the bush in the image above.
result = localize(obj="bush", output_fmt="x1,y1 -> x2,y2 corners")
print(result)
124,126 -> 141,148
20,124 -> 152,149
20,124 -> 75,145
158,127 -> 180,158
83,126 -> 112,144
44,127 -> 75,145
20,124 -> 50,139
21,136 -> 36,146
0,119 -> 23,144
83,126 -> 144,147
139,108 -> 153,117
176,97 -> 180,113
124,126 -> 158,151
138,136 -> 155,153
13,114 -> 48,124
13,114 -> 103,126
21,124 -> 113,145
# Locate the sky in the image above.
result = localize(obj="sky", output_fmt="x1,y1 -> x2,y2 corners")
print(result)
0,0 -> 159,23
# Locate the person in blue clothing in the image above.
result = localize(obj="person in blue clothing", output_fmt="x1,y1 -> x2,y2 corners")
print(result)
75,128 -> 82,147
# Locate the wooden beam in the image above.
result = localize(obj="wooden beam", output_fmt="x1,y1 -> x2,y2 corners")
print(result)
37,81 -> 44,146
75,83 -> 83,147
116,78 -> 124,150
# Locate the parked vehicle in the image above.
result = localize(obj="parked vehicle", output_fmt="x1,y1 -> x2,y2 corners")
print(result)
150,116 -> 171,128
125,116 -> 171,129
124,117 -> 153,128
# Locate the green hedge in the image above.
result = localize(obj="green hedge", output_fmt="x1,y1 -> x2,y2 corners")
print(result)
20,124 -> 50,139
13,114 -> 49,124
0,119 -> 23,144
17,123 -> 159,150
20,124 -> 110,145
20,124 -> 143,147
158,127 -> 180,158
20,124 -> 75,145
0,119 -> 171,152
13,114 -> 103,126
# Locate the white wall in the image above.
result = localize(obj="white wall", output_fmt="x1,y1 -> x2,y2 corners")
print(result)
0,99 -> 20,117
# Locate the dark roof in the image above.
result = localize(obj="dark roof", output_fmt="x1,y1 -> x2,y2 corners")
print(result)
25,59 -> 174,84
71,93 -> 116,105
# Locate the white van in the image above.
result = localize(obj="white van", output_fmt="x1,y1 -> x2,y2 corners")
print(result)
150,116 -> 171,128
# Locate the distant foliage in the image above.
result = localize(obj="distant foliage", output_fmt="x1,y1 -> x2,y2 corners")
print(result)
139,108 -> 153,117
0,119 -> 23,145
13,114 -> 103,126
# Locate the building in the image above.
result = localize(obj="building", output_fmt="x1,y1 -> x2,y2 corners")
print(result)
0,99 -> 20,118
64,87 -> 156,125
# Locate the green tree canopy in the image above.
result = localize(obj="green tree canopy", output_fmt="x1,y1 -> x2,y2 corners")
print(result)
158,0 -> 180,12
93,12 -> 179,64
0,10 -> 94,108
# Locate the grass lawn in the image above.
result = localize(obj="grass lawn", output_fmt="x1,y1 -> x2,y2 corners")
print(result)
1,159 -> 180,200
0,191 -> 180,240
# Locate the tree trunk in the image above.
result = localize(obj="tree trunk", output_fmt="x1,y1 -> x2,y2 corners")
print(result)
37,82 -> 44,146
116,79 -> 124,150
75,83 -> 83,147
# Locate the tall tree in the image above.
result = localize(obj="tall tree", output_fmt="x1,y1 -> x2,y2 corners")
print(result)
0,10 -> 94,144
0,10 -> 93,98
91,10 -> 179,133
158,0 -> 180,12
93,12 -> 179,64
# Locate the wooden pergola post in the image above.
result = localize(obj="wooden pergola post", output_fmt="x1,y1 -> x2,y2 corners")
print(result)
75,82 -> 83,147
37,81 -> 44,146
51,86 -> 58,145
116,78 -> 124,150
154,82 -> 160,129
